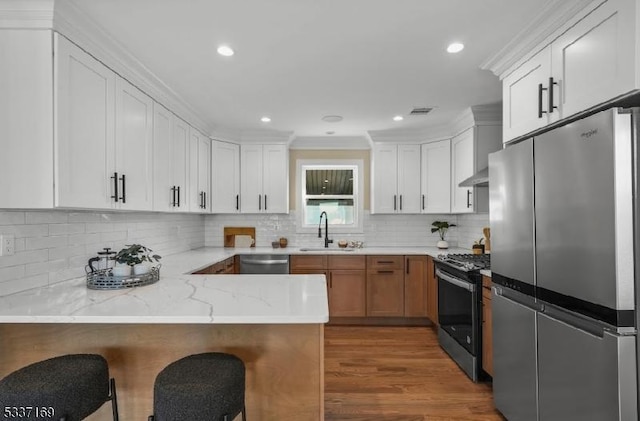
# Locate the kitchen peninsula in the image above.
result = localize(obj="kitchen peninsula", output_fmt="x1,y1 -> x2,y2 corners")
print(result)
0,249 -> 329,420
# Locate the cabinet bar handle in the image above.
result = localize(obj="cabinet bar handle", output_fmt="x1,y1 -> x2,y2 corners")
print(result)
259,194 -> 262,210
264,195 -> 267,211
422,194 -> 425,210
399,195 -> 403,211
393,195 -> 397,211
204,192 -> 206,209
549,77 -> 558,113
236,194 -> 239,210
378,260 -> 394,264
111,172 -> 119,203
329,272 -> 332,288
120,174 -> 126,203
377,270 -> 394,274
406,259 -> 410,274
466,189 -> 472,208
177,186 -> 180,207
199,192 -> 204,209
538,83 -> 548,118
171,186 -> 176,207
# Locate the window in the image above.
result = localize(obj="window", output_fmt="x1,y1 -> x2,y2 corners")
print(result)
296,159 -> 364,233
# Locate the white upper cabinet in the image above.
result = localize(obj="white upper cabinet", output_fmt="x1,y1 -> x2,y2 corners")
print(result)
0,30 -> 54,209
551,0 -> 636,118
153,103 -> 188,212
501,0 -> 637,142
188,128 -> 211,213
56,34 -> 153,211
421,139 -> 451,214
502,46 -> 552,142
451,125 -> 502,214
55,33 -> 116,209
240,144 -> 288,213
372,144 -> 421,214
211,140 -> 240,213
114,77 -> 154,211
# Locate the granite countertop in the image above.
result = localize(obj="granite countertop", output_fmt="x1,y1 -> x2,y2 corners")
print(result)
0,246 -> 469,325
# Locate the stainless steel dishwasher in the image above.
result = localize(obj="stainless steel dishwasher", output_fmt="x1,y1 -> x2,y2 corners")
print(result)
238,254 -> 289,274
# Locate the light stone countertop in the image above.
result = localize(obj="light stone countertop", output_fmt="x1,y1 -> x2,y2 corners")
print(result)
0,246 -> 469,324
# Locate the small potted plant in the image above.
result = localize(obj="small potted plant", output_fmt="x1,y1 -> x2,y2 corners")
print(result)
113,244 -> 161,276
431,221 -> 456,249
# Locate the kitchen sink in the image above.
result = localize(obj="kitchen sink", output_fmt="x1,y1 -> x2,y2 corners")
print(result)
299,248 -> 356,252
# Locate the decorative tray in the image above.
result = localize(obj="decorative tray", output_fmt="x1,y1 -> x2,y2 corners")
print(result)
86,265 -> 161,290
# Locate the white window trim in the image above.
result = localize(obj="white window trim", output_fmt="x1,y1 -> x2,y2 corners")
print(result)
296,159 -> 364,234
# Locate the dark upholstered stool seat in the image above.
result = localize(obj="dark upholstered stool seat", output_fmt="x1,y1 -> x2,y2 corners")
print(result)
0,354 -> 118,421
151,352 -> 246,421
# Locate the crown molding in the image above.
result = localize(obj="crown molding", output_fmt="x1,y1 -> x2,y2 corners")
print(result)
289,136 -> 371,150
367,123 -> 452,144
0,0 -> 54,28
481,0 -> 598,78
239,129 -> 293,144
210,127 -> 241,144
52,0 -> 213,135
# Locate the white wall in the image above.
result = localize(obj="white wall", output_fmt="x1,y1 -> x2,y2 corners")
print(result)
0,210 -> 204,295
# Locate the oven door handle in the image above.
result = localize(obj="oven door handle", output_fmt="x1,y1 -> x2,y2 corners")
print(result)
436,268 -> 476,292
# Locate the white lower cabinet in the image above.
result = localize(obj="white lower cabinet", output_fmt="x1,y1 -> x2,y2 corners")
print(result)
211,140 -> 241,213
188,129 -> 211,213
421,139 -> 451,213
240,144 -> 288,213
153,103 -> 188,212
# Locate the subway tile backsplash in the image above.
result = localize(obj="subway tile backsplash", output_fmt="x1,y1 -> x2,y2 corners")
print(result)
0,210 -> 204,295
0,209 -> 489,295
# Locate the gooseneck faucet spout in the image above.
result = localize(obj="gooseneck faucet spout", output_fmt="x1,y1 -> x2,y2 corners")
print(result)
318,211 -> 333,248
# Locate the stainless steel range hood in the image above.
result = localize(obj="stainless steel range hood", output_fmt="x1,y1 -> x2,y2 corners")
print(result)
458,167 -> 489,187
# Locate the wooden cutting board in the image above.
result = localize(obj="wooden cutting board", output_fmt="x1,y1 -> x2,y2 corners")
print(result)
224,227 -> 256,247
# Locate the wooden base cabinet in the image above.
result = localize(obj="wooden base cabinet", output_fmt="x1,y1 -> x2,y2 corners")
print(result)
482,275 -> 493,376
404,256 -> 429,317
366,256 -> 404,317
426,256 -> 438,326
291,255 -> 366,319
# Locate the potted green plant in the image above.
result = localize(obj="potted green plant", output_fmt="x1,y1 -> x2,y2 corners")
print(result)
431,221 -> 456,249
113,244 -> 161,276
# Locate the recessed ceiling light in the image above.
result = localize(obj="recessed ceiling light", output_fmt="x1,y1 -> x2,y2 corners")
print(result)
260,116 -> 271,123
393,115 -> 404,122
217,45 -> 234,56
321,115 -> 343,123
326,131 -> 335,135
447,42 -> 464,53
324,179 -> 329,183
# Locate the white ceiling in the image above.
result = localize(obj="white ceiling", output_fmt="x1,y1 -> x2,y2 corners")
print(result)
62,0 -> 544,141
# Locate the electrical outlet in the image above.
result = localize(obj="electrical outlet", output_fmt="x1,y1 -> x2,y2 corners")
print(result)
0,234 -> 15,256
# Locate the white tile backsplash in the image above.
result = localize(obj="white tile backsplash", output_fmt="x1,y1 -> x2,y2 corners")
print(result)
0,207 -> 489,294
0,210 -> 205,293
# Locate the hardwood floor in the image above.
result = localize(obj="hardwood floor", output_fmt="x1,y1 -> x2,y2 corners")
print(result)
324,326 -> 505,421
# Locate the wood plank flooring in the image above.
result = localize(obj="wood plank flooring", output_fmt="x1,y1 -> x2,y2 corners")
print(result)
324,326 -> 506,421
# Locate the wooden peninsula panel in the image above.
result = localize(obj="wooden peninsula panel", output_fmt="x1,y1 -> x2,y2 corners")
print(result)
0,323 -> 324,421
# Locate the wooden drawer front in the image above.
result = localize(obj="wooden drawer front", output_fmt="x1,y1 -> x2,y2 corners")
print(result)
482,275 -> 492,289
328,255 -> 365,270
290,255 -> 327,272
367,255 -> 404,270
482,286 -> 492,301
224,257 -> 235,274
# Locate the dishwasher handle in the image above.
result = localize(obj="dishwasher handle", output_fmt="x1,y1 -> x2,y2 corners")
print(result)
241,259 -> 289,265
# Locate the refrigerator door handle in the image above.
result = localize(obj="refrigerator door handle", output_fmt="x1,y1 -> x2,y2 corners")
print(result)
493,286 -> 540,311
541,302 -> 609,338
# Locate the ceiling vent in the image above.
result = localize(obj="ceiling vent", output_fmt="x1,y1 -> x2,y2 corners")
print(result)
409,107 -> 434,115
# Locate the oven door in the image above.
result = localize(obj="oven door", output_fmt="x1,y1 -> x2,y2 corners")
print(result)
436,266 -> 481,381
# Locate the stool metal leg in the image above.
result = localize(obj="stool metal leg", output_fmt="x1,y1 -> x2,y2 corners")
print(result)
109,377 -> 119,421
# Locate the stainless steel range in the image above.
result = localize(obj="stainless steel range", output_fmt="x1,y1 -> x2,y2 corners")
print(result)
435,253 -> 490,382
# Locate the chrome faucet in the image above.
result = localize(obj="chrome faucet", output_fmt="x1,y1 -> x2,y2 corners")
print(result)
318,211 -> 333,248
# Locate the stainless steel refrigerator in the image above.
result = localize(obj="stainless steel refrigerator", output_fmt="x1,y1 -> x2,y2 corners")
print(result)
489,108 -> 638,421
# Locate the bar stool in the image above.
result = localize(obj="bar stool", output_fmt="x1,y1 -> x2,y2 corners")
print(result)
0,354 -> 119,421
149,352 -> 246,421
